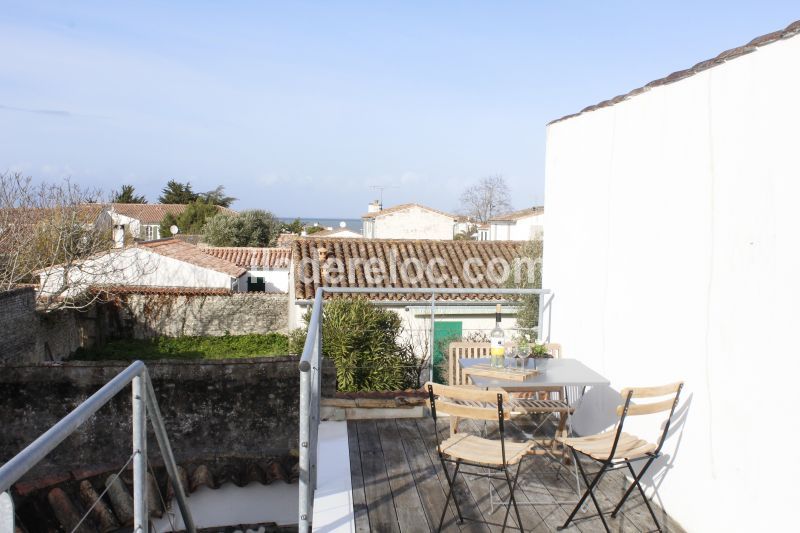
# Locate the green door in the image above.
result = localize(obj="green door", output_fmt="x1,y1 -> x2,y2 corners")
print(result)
433,321 -> 462,384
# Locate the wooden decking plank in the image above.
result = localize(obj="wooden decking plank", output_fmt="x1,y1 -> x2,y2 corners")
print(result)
536,452 -> 638,532
347,420 -> 371,533
376,419 -> 434,532
355,420 -> 402,532
494,419 -> 582,533
415,417 -> 492,532
394,419 -> 464,533
465,418 -> 564,533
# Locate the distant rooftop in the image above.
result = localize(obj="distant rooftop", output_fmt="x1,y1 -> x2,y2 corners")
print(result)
200,246 -> 292,269
108,203 -> 236,224
361,203 -> 458,220
139,238 -> 246,277
490,206 -> 544,223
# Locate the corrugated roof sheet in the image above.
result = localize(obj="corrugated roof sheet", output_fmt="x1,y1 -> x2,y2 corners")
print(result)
293,237 -> 527,301
139,239 -> 246,277
199,247 -> 292,269
549,19 -> 800,125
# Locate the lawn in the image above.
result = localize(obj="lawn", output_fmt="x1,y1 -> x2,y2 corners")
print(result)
71,333 -> 291,361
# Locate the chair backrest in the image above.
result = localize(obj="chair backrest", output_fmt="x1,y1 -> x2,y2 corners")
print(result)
615,381 -> 684,455
448,341 -> 563,386
426,382 -> 510,421
544,342 -> 562,358
426,382 -> 515,466
448,342 -> 490,386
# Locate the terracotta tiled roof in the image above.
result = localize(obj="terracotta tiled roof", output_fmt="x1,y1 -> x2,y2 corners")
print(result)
199,246 -> 292,269
276,233 -> 300,248
361,203 -> 458,220
549,19 -> 800,125
107,203 -> 236,224
138,238 -> 246,277
90,285 -> 233,296
490,206 -> 544,222
293,237 -> 527,301
12,456 -> 297,531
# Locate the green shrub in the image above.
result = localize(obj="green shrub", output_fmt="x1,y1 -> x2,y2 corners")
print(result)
292,297 -> 416,392
72,333 -> 290,361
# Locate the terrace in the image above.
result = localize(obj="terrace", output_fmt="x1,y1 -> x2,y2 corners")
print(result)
299,287 -> 687,533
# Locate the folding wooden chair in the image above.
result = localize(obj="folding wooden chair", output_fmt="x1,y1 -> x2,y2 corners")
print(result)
426,382 -> 535,532
556,382 -> 684,532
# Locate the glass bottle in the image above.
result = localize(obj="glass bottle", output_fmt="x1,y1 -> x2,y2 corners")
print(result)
490,304 -> 505,368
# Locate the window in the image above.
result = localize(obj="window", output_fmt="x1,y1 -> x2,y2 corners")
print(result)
247,277 -> 266,292
144,225 -> 160,241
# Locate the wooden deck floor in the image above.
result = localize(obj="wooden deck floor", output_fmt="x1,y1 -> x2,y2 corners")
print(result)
347,417 -> 685,533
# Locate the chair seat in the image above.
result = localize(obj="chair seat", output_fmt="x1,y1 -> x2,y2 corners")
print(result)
557,431 -> 657,461
511,398 -> 574,414
440,433 -> 535,466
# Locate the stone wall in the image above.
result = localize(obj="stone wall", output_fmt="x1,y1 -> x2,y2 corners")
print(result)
0,357 -> 336,481
0,287 -> 36,363
100,292 -> 289,338
0,289 -> 290,363
0,288 -> 97,363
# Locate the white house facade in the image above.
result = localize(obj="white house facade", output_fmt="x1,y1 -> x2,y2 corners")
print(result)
488,207 -> 544,241
541,21 -> 800,533
39,239 -> 246,298
361,203 -> 458,240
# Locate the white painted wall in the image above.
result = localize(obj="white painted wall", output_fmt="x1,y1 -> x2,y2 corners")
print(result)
237,268 -> 290,293
365,207 -> 456,240
151,482 -> 297,531
489,213 -> 544,241
543,35 -> 800,533
39,247 -> 237,296
108,212 -> 142,239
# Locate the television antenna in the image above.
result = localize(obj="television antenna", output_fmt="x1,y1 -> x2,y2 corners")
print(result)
369,184 -> 400,205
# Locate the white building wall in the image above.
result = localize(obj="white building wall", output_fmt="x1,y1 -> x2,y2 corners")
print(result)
489,213 -> 544,241
369,207 -> 456,240
237,269 -> 290,293
543,35 -> 800,533
109,212 -> 142,239
40,248 -> 236,297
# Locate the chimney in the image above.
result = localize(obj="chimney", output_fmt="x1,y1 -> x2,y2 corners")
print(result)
113,224 -> 125,248
317,247 -> 328,263
367,200 -> 382,213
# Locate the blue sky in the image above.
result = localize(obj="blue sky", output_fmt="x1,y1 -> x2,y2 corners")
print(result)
1,1 -> 797,217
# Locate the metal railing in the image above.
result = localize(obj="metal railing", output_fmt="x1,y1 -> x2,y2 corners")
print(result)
0,361 -> 196,533
297,286 -> 553,531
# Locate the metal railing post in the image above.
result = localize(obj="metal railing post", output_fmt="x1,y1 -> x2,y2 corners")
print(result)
132,375 -> 148,533
429,291 -> 436,384
0,361 -> 147,494
144,372 -> 197,533
298,366 -> 311,532
537,292 -> 546,342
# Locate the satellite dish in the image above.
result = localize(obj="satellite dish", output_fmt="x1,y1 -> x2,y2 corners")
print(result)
339,221 -> 346,228
170,225 -> 179,235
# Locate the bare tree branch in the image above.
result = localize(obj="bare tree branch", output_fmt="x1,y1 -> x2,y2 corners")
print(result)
458,175 -> 513,223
